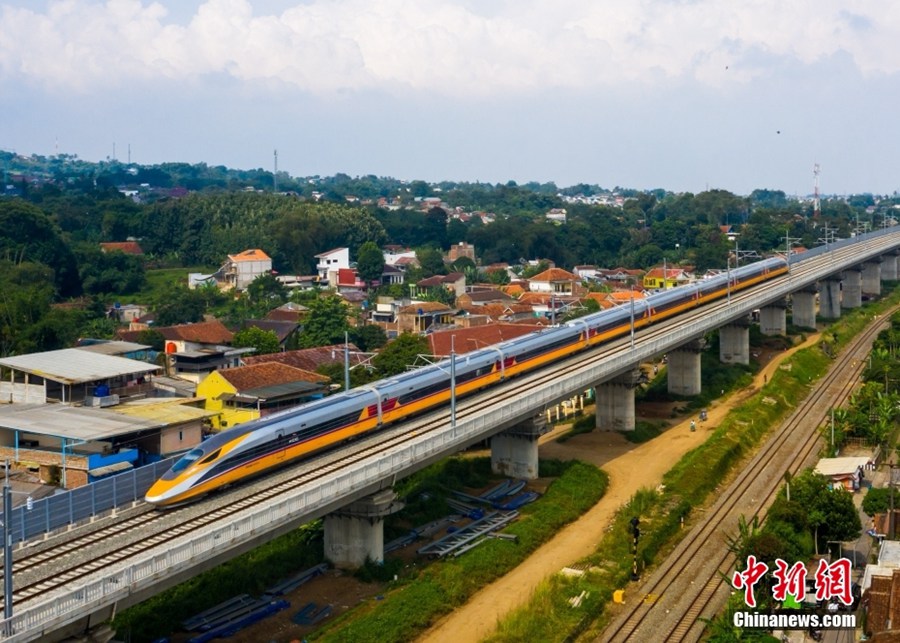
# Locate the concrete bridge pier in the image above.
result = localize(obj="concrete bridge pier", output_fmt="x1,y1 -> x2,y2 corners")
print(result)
667,340 -> 705,396
759,300 -> 787,336
882,252 -> 899,281
324,489 -> 404,569
595,369 -> 645,432
842,269 -> 863,309
719,319 -> 750,365
791,288 -> 818,330
491,415 -> 549,480
819,278 -> 842,319
862,260 -> 882,296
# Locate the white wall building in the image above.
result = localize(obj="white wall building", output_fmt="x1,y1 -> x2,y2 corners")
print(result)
315,247 -> 350,286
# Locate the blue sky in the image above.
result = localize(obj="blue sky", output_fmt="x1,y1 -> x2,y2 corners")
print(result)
1,0 -> 898,196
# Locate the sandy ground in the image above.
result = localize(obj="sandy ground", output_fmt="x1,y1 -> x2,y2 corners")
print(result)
204,337 -> 816,643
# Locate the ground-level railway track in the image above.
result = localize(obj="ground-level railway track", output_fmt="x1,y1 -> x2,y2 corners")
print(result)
598,307 -> 891,642
0,241 -> 890,627
2,293 -> 751,615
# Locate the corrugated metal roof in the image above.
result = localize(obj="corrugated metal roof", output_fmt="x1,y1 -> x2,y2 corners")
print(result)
0,349 -> 160,385
75,341 -> 151,356
235,380 -> 327,402
110,399 -> 217,424
0,404 -> 160,441
814,456 -> 870,477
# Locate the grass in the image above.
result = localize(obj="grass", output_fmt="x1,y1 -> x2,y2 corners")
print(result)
485,283 -> 900,642
312,459 -> 608,643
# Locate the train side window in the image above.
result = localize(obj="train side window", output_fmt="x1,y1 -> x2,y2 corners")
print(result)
199,449 -> 221,465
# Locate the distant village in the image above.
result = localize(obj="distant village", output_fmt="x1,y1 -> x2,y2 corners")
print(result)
0,231 -> 730,497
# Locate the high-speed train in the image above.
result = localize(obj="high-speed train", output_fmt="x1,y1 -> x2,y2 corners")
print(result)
145,256 -> 788,506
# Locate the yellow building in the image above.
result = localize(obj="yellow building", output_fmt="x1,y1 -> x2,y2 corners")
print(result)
642,267 -> 688,290
197,362 -> 330,430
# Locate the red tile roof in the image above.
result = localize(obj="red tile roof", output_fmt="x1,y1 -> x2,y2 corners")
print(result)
428,324 -> 544,356
529,268 -> 578,282
242,344 -> 366,372
141,319 -> 234,344
100,241 -> 144,255
228,248 -> 271,262
219,362 -> 328,391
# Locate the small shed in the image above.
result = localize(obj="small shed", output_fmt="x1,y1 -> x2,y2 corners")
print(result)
0,348 -> 160,405
814,456 -> 871,491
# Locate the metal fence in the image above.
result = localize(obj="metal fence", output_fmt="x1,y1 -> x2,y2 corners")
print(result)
5,228 -> 900,640
10,458 -> 174,544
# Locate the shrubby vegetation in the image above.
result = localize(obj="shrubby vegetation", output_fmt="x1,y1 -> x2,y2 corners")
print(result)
1,152 -> 896,358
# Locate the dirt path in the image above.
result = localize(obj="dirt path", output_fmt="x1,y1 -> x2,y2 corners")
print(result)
418,334 -> 821,643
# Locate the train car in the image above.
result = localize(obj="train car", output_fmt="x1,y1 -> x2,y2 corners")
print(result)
146,256 -> 788,506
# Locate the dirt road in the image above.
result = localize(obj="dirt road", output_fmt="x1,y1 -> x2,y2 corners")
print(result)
418,335 -> 820,643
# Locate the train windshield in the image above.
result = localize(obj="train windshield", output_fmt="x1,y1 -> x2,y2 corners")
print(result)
171,448 -> 204,474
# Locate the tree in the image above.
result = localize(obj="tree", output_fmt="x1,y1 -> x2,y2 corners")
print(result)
232,326 -> 280,355
0,200 -> 81,296
137,329 -> 166,352
372,333 -> 430,377
356,241 -> 385,285
299,295 -> 351,348
416,248 -> 446,278
153,283 -> 207,326
350,324 -> 388,352
862,487 -> 891,517
246,273 -> 287,309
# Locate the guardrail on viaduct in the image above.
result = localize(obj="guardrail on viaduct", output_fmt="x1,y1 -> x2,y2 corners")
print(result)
5,227 -> 900,641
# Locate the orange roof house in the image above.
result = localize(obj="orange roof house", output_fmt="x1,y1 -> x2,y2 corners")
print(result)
222,249 -> 272,290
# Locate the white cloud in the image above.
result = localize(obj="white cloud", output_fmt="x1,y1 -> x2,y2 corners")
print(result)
1,0 -> 899,95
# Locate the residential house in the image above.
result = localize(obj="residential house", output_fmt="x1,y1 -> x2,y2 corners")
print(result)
517,292 -> 580,321
448,242 -> 476,263
119,319 -> 234,356
197,362 -> 330,430
100,241 -> 144,255
545,208 -> 567,224
573,265 -> 600,281
863,541 -> 900,637
643,267 -> 692,290
414,272 -> 466,299
455,289 -> 516,308
107,303 -> 148,323
398,302 -> 457,334
265,302 -> 310,323
242,343 -> 369,374
221,248 -> 273,291
381,263 -> 405,286
316,248 -> 350,286
275,274 -> 321,291
242,319 -> 301,350
383,246 -> 418,266
527,268 -> 582,296
428,324 -> 544,357
168,346 -> 256,384
337,268 -> 367,293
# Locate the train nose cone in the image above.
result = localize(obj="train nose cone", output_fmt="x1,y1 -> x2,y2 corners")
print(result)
144,479 -> 174,505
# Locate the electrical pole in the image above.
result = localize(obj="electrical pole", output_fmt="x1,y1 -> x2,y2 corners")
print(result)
630,516 -> 641,580
450,336 -> 457,431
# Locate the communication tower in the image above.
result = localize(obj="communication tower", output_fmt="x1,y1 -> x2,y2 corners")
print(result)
274,149 -> 278,193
